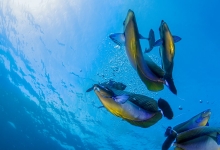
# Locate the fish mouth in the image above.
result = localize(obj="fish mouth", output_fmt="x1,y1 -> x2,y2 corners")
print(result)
93,86 -> 100,92
123,9 -> 134,27
160,20 -> 168,32
202,109 -> 211,118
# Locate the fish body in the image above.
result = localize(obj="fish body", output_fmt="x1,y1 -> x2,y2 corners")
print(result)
174,126 -> 220,150
159,20 -> 175,76
94,84 -> 156,121
175,135 -> 220,150
123,10 -> 163,84
93,84 -> 173,128
158,20 -> 178,94
162,109 -> 211,150
173,109 -> 211,133
109,10 -> 165,91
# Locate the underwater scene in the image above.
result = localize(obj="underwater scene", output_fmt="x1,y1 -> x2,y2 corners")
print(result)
0,1 -> 220,150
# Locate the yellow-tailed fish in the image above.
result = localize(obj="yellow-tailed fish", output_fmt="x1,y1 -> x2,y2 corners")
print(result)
162,109 -> 211,150
152,20 -> 181,95
109,9 -> 165,91
174,126 -> 220,150
93,84 -> 173,128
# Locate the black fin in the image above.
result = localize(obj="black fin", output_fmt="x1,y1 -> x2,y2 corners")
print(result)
97,106 -> 105,109
162,132 -> 177,150
164,126 -> 172,137
158,98 -> 173,120
86,86 -> 94,92
165,75 -> 177,95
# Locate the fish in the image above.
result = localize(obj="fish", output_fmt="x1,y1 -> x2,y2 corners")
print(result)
144,29 -> 156,53
175,136 -> 220,150
162,109 -> 211,150
86,80 -> 127,92
93,84 -> 173,128
109,9 -> 166,92
173,109 -> 211,133
157,20 -> 181,95
174,126 -> 220,150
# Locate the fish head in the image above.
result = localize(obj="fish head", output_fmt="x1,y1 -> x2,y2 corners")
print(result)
93,84 -> 114,99
194,109 -> 211,126
123,9 -> 135,30
159,20 -> 170,38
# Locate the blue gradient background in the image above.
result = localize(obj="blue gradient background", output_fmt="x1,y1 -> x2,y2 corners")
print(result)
0,1 -> 220,150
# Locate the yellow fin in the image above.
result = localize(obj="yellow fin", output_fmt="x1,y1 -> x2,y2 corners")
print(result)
137,64 -> 164,91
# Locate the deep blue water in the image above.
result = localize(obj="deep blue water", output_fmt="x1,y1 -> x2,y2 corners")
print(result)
0,1 -> 220,150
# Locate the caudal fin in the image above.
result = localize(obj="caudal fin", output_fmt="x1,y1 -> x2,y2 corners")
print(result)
162,132 -> 177,150
165,75 -> 177,95
164,126 -> 173,137
158,98 -> 173,120
145,29 -> 155,53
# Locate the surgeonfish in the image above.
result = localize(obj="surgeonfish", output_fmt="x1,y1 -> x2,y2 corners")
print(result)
162,109 -> 211,150
109,9 -> 167,92
86,80 -> 127,92
173,109 -> 211,133
93,84 -> 173,128
174,126 -> 220,150
157,20 -> 181,95
144,29 -> 156,53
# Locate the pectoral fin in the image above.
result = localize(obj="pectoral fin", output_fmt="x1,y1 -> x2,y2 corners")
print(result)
109,33 -> 125,46
154,39 -> 163,46
172,35 -> 182,43
138,33 -> 148,39
113,94 -> 129,104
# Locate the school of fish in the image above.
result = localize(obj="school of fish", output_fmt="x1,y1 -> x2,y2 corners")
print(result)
86,9 -> 219,150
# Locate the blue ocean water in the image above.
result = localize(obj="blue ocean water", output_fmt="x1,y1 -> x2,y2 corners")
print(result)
0,1 -> 220,150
